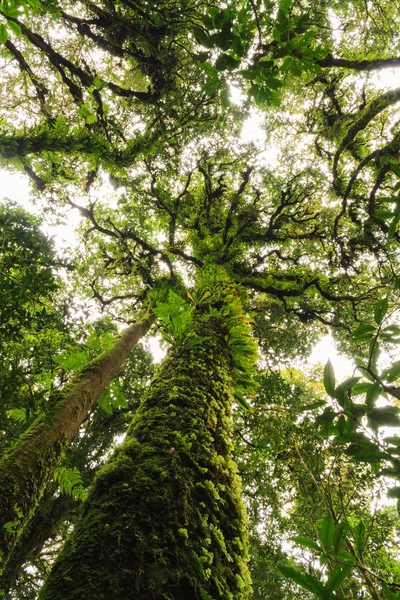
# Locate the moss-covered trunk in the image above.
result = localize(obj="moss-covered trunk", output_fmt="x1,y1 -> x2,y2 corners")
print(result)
0,312 -> 153,575
38,306 -> 251,599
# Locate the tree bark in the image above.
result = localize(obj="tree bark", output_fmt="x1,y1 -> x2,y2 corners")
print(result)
0,311 -> 154,575
38,309 -> 251,599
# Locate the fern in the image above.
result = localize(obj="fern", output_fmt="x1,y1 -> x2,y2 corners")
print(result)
54,467 -> 87,501
6,408 -> 29,424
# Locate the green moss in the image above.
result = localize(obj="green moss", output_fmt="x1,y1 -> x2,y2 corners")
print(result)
39,302 -> 252,599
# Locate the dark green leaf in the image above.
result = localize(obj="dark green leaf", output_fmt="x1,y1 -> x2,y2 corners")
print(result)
351,449 -> 391,464
290,536 -> 321,552
220,85 -> 229,107
316,407 -> 337,424
326,565 -> 352,593
336,377 -> 360,394
337,415 -> 346,437
368,407 -> 400,427
382,586 -> 400,600
336,549 -> 356,564
215,53 -> 240,71
374,297 -> 388,325
279,566 -> 328,599
353,520 -> 366,555
233,390 -> 252,412
0,23 -> 8,43
352,382 -> 372,395
192,27 -> 211,47
385,436 -> 400,446
352,324 -> 376,342
324,360 -> 335,397
239,69 -> 256,80
384,361 -> 400,383
387,487 -> 400,499
320,515 -> 334,551
366,382 -> 381,408
333,523 -> 348,555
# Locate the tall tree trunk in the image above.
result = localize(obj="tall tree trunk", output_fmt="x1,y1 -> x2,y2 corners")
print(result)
0,311 -> 154,575
38,306 -> 251,599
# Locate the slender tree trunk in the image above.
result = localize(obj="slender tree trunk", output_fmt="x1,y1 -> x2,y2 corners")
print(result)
0,311 -> 154,575
1,492 -> 75,594
38,308 -> 251,599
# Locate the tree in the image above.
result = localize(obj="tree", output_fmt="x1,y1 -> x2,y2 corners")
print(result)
1,0 -> 400,598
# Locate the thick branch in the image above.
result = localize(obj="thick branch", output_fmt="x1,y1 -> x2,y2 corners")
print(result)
319,54 -> 400,71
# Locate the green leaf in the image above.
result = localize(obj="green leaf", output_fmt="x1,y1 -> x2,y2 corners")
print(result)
355,359 -> 375,381
368,407 -> 400,427
85,113 -> 97,125
335,377 -> 360,394
382,586 -> 400,600
279,0 -> 292,15
324,360 -> 335,397
54,350 -> 89,372
384,361 -> 400,383
326,564 -> 352,593
337,415 -> 346,437
385,436 -> 400,446
220,85 -> 229,107
320,515 -> 334,551
333,523 -> 348,555
215,53 -> 240,71
233,390 -> 252,412
0,23 -> 8,43
7,19 -> 22,36
54,467 -> 87,501
192,27 -> 211,47
374,297 -> 388,325
351,449 -> 391,464
366,381 -> 381,408
353,520 -> 366,555
239,68 -> 256,80
389,215 -> 400,239
6,407 -> 29,424
352,324 -> 376,342
387,486 -> 400,499
290,536 -> 322,553
336,549 -> 356,564
351,382 -> 372,395
389,203 -> 400,239
278,566 -> 328,599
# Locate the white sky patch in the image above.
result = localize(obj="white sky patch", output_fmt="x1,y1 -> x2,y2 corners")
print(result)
0,168 -> 81,249
308,334 -> 354,380
148,335 -> 166,363
0,168 -> 31,207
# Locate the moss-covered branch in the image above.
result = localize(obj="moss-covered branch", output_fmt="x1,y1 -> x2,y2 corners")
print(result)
0,312 -> 154,576
333,87 -> 400,177
0,127 -> 159,167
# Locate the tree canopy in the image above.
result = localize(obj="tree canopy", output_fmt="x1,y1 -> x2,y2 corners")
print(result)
1,0 -> 400,598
